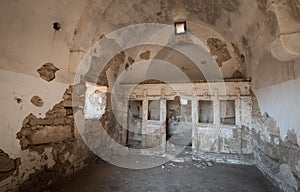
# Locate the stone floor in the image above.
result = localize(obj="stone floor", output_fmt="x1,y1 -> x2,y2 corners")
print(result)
47,158 -> 279,192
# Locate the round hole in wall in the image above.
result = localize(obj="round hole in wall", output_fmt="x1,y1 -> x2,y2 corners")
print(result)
52,22 -> 61,31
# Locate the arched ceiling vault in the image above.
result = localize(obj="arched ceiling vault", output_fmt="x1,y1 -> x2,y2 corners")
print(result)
0,0 -> 299,88
69,0 -> 253,83
68,0 -> 300,89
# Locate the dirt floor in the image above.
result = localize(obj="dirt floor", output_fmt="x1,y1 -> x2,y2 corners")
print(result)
46,152 -> 279,192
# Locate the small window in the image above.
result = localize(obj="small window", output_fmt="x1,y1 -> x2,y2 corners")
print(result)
199,100 -> 214,123
148,100 -> 160,121
174,21 -> 186,35
220,100 -> 236,125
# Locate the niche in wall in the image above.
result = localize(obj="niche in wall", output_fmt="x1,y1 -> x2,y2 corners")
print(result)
166,96 -> 181,139
199,100 -> 214,123
148,100 -> 160,121
220,100 -> 236,125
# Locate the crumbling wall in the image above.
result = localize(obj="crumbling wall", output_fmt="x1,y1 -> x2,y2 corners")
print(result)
125,82 -> 253,160
0,84 -> 95,192
189,82 -> 252,159
0,149 -> 20,184
252,94 -> 300,192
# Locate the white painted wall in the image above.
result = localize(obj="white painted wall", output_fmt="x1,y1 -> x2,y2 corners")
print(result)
0,0 -> 87,83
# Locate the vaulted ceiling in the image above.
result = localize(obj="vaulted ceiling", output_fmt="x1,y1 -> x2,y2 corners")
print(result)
0,0 -> 299,89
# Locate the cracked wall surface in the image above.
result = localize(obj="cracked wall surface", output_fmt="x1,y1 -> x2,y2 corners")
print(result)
0,0 -> 299,191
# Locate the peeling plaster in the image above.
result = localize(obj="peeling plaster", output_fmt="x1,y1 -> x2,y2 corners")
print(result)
0,69 -> 68,158
255,77 -> 300,144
